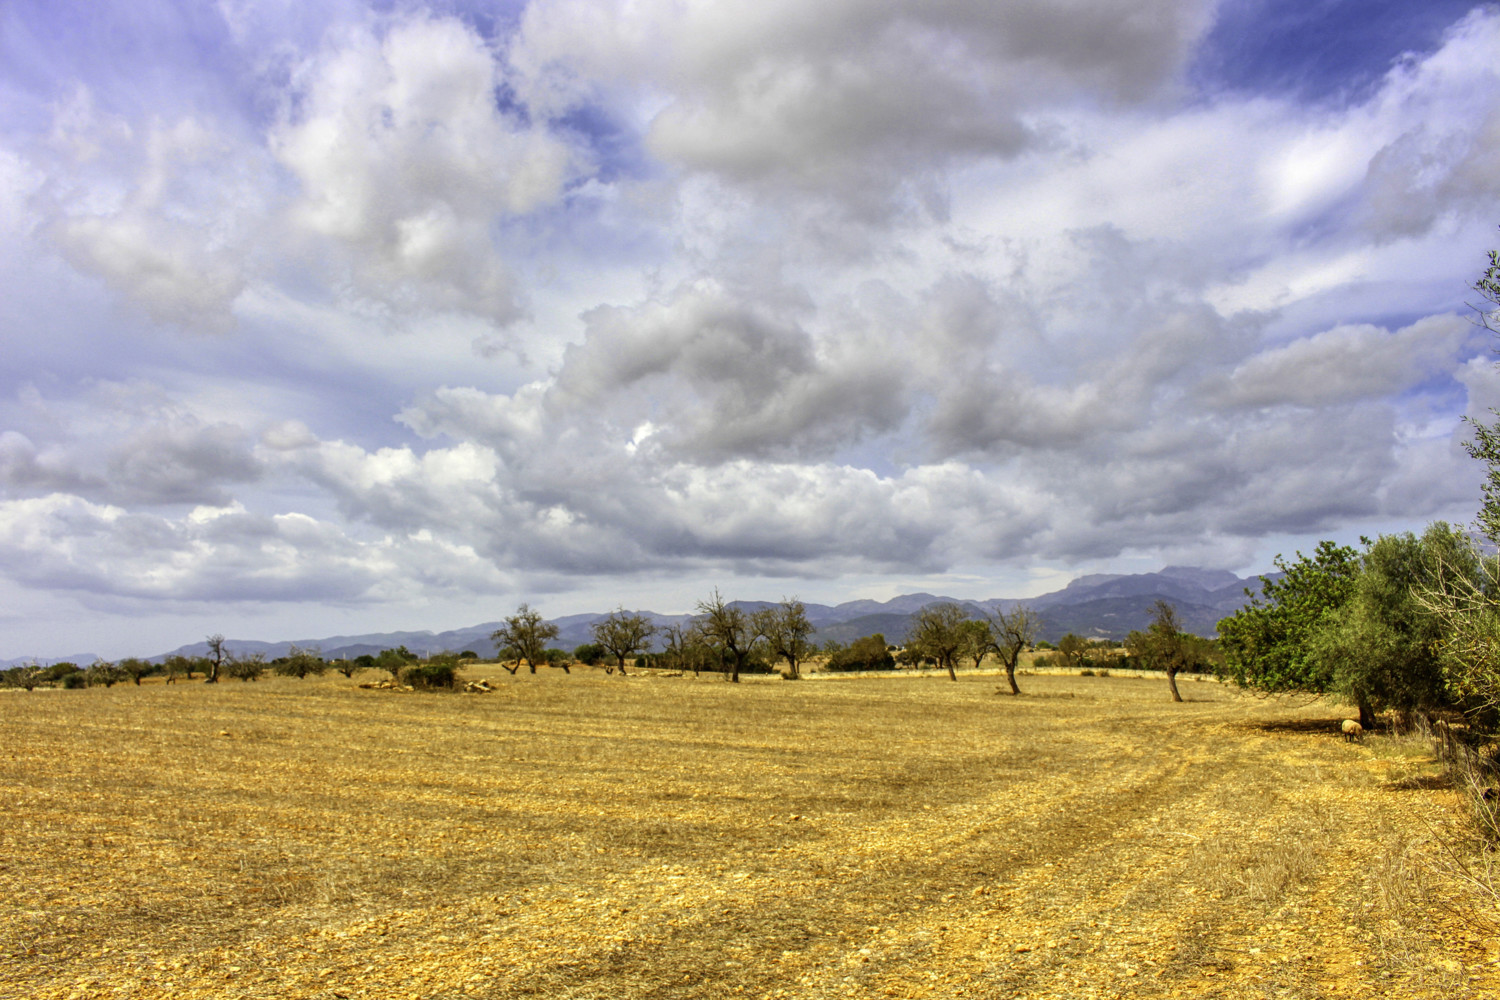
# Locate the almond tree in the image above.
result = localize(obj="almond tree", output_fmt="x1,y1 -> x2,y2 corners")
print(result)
695,589 -> 761,683
990,606 -> 1039,696
754,598 -> 815,679
204,634 -> 227,683
591,609 -> 658,676
905,603 -> 971,681
491,605 -> 561,675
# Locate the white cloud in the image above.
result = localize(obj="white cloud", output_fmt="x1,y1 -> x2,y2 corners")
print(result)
271,14 -> 576,322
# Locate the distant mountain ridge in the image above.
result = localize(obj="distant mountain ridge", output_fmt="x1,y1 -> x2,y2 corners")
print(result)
2,567 -> 1271,666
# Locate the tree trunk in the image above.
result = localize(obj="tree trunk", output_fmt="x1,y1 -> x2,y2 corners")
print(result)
731,655 -> 741,683
1358,698 -> 1376,731
1005,663 -> 1020,696
528,661 -> 536,674
616,655 -> 628,677
1167,667 -> 1182,702
501,661 -> 519,675
946,658 -> 957,681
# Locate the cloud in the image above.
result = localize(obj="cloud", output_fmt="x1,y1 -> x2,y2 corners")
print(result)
513,0 -> 1213,212
0,494 -> 510,603
0,382 -> 263,506
1209,314 -> 1473,409
270,13 -> 576,322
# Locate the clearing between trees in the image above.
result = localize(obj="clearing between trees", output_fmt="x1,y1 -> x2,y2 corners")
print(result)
0,669 -> 1494,999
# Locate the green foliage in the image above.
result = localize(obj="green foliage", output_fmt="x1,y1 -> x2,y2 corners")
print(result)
754,598 -> 816,679
1308,525 -> 1469,720
61,672 -> 87,689
117,658 -> 154,685
492,605 -> 561,675
374,646 -> 418,681
1056,633 -> 1090,669
402,662 -> 460,689
42,662 -> 82,683
85,661 -> 127,688
591,608 -> 658,675
573,643 -> 606,666
904,603 -> 971,680
273,645 -> 326,679
825,634 -> 896,671
1217,540 -> 1361,696
225,653 -> 267,682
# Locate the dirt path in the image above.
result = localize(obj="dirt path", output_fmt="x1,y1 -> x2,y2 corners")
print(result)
0,671 -> 1494,998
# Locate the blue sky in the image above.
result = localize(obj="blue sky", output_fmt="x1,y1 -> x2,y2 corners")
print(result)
2,0 -> 1499,658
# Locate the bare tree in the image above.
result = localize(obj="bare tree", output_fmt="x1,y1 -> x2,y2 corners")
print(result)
591,609 -> 658,676
491,605 -> 561,675
695,589 -> 762,683
990,605 -> 1039,696
204,634 -> 227,683
905,603 -> 971,681
754,598 -> 816,679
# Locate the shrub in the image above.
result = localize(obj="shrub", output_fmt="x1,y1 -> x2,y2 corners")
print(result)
61,672 -> 87,689
826,634 -> 897,672
403,662 -> 460,689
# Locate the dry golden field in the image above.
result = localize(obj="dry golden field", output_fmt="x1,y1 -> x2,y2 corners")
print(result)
2,666 -> 1496,999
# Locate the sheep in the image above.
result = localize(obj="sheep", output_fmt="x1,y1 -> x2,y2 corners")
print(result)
1341,719 -> 1364,743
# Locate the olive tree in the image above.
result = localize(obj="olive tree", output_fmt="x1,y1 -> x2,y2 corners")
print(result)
491,605 -> 561,675
591,609 -> 658,676
905,603 -> 971,681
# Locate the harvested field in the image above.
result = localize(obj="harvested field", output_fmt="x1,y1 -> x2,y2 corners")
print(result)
1,668 -> 1495,999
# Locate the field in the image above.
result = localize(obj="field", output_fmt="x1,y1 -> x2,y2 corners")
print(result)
2,667 -> 1496,999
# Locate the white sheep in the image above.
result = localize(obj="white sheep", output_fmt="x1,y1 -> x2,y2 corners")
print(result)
1341,719 -> 1364,743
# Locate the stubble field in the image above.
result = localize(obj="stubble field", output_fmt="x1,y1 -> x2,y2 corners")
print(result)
1,667 -> 1496,999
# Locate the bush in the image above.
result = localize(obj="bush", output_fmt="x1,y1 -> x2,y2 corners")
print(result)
61,672 -> 87,689
826,634 -> 897,672
403,662 -> 460,689
574,643 -> 605,665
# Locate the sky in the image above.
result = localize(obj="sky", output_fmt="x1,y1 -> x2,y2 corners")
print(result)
2,0 -> 1500,660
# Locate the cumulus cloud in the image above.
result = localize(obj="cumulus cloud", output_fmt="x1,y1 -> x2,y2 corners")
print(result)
513,0 -> 1212,211
0,382 -> 263,506
271,14 -> 576,322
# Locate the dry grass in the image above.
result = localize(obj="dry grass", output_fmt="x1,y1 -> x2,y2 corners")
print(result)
1,668 -> 1496,999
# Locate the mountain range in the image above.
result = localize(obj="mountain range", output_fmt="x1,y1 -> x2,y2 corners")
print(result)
3,566 -> 1269,667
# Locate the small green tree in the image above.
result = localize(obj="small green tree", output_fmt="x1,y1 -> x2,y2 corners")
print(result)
591,609 -> 658,677
225,652 -> 267,682
162,655 -> 198,683
905,603 -> 971,681
85,660 -> 127,688
1218,540 -> 1364,717
825,634 -> 896,671
573,642 -> 606,666
754,598 -> 816,679
274,645 -> 327,679
958,618 -> 995,673
1056,633 -> 1090,671
117,658 -> 153,685
491,605 -> 560,675
374,646 -> 418,684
